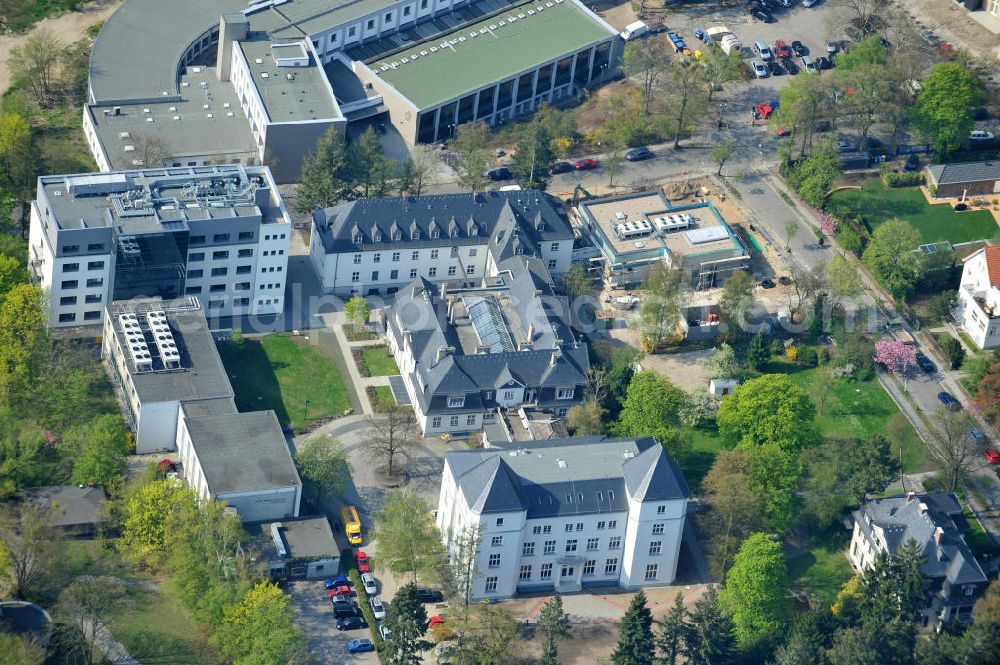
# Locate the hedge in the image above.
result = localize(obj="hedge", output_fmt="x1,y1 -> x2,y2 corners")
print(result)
879,164 -> 923,188
349,568 -> 385,652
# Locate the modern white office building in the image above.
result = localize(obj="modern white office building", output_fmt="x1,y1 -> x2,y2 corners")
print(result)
309,189 -> 574,296
436,436 -> 690,600
102,297 -> 302,522
84,0 -> 620,181
28,165 -> 290,332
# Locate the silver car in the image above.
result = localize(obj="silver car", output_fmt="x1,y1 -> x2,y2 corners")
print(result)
361,571 -> 377,596
370,596 -> 387,620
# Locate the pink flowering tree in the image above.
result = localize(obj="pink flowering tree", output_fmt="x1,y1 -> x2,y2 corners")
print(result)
874,339 -> 918,388
817,211 -> 837,238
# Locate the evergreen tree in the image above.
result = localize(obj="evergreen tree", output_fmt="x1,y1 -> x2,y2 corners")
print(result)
383,582 -> 427,665
349,126 -> 389,198
683,587 -> 734,665
537,594 -> 571,665
295,128 -> 351,212
612,590 -> 655,665
657,592 -> 686,665
746,329 -> 770,371
860,540 -> 929,625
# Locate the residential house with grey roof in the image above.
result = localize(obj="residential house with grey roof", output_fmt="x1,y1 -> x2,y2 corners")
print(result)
925,160 -> 1000,199
385,245 -> 588,436
849,492 -> 988,628
436,436 -> 690,600
309,189 -> 574,297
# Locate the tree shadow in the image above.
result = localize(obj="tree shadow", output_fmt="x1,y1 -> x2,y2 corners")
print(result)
216,338 -> 291,427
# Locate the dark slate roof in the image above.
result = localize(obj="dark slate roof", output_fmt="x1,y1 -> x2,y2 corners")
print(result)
311,190 -> 573,254
22,485 -> 108,528
927,160 -> 1000,186
853,492 -> 987,587
445,436 -> 690,518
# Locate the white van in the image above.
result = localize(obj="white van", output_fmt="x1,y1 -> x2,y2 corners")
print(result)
754,41 -> 773,60
620,21 -> 649,41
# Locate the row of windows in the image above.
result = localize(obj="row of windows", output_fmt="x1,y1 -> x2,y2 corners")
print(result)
514,558 -> 622,584
61,243 -> 105,253
262,233 -> 287,241
60,294 -> 102,306
350,264 -> 477,283
62,260 -> 105,272
58,311 -> 101,322
61,278 -> 103,289
430,414 -> 477,428
189,231 -> 258,245
522,537 -> 623,556
354,247 -> 478,264
189,248 -> 256,262
185,282 -> 252,295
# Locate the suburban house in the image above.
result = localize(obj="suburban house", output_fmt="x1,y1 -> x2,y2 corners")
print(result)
436,436 -> 691,600
309,190 -> 574,297
21,485 -> 110,539
925,160 -> 1000,199
28,165 -> 291,332
574,189 -> 749,290
254,517 -> 341,581
956,244 -> 1000,349
849,492 -> 988,628
102,296 -> 302,522
385,257 -> 589,437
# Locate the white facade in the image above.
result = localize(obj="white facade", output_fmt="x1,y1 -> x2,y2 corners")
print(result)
957,246 -> 1000,349
436,440 -> 689,600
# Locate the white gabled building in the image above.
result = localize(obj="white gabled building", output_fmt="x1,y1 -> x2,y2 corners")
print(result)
957,244 -> 1000,349
436,436 -> 690,600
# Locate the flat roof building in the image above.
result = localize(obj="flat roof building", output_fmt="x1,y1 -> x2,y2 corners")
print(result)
29,165 -> 290,331
253,517 -> 341,581
576,189 -> 750,290
925,160 -> 1000,199
85,0 -> 620,181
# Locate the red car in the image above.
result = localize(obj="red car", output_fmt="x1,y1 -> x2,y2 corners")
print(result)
773,40 -> 791,58
574,158 -> 598,170
327,585 -> 351,598
355,550 -> 370,573
984,448 -> 1000,464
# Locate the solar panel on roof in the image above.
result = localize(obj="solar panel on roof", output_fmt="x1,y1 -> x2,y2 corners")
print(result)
466,296 -> 516,353
685,226 -> 729,245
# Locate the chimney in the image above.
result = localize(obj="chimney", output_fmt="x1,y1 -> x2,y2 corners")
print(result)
906,491 -> 915,503
411,283 -> 420,297
549,350 -> 559,367
934,526 -> 944,545
439,282 -> 447,299
403,330 -> 412,352
447,297 -> 455,325
436,346 -> 448,366
918,502 -> 928,515
527,322 -> 535,342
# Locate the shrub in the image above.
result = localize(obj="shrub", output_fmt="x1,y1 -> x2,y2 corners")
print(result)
770,339 -> 786,356
817,347 -> 830,365
836,225 -> 864,257
797,346 -> 819,366
349,568 -> 384,647
939,336 -> 966,370
878,164 -> 923,188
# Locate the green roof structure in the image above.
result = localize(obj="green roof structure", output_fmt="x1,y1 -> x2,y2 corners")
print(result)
369,0 -> 614,109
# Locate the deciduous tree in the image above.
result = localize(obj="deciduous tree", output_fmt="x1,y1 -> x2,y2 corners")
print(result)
826,255 -> 862,307
698,450 -> 765,580
612,590 -> 655,665
364,406 -> 418,479
621,39 -> 670,115
397,145 -> 436,195
788,138 -> 842,207
6,32 -> 63,107
925,408 -> 980,491
566,400 -> 605,436
720,533 -> 789,645
0,283 -> 47,406
66,413 -> 130,488
344,295 -> 371,331
453,122 -> 492,193
0,634 -> 45,665
679,390 -> 718,428
862,219 -> 923,300
634,264 -> 683,351
699,47 -> 744,101
712,140 -> 738,176
561,262 -> 592,300
512,119 -> 553,191
873,338 -> 917,387
662,61 -> 709,149
293,434 -> 350,506
913,62 -> 984,159
447,600 -> 522,664
0,500 -> 64,599
58,577 -> 126,665
613,371 -> 689,459
214,581 -> 305,665
373,490 -> 446,584
448,523 -> 482,608
718,271 -> 756,336
705,342 -> 740,380
847,434 -> 899,503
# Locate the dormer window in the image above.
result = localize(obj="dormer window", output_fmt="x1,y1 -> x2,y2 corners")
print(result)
470,226 -> 479,236
393,232 -> 401,241
515,246 -> 524,255
447,396 -> 465,408
556,387 -> 575,400
431,229 -> 440,239
413,230 -> 421,240
354,235 -> 363,245
374,232 -> 383,242
451,229 -> 459,238
536,221 -> 544,231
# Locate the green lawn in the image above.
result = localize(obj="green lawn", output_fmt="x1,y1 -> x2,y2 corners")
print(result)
787,536 -> 854,607
360,346 -> 400,377
367,385 -> 397,411
826,179 -> 997,244
217,333 -> 351,432
109,583 -> 213,664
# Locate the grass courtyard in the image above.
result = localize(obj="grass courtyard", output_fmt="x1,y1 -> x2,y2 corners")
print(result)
826,179 -> 997,244
786,535 -> 855,607
355,346 -> 400,377
681,357 -> 927,488
217,333 -> 352,432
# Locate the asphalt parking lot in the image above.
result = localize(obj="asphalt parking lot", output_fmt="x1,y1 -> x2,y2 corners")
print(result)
288,580 -> 380,665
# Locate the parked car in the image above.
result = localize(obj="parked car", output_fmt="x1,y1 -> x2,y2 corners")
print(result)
791,40 -> 808,56
755,41 -> 774,60
915,352 -> 935,373
417,588 -> 445,603
625,147 -> 654,161
815,56 -> 832,70
904,154 -> 920,172
751,9 -> 772,23
549,161 -> 573,174
354,550 -> 370,573
347,639 -> 375,653
826,41 -> 838,54
370,596 -> 387,620
333,602 -> 360,619
487,167 -> 512,181
836,138 -> 856,152
782,58 -> 799,75
324,575 -> 350,589
969,428 -> 987,445
336,616 -> 368,631
984,448 -> 1000,464
326,584 -> 351,598
760,278 -> 776,289
768,59 -> 785,76
750,59 -> 769,79
938,391 -> 962,411
774,40 -> 791,58
379,624 -> 392,641
801,56 -> 818,73
920,29 -> 938,46
970,130 -> 995,141
802,0 -> 821,6
574,158 -> 598,170
361,572 -> 377,596
428,615 -> 446,629
972,107 -> 991,121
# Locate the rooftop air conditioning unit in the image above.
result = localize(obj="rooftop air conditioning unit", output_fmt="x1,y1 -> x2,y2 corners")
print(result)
169,106 -> 177,111
489,24 -> 497,30
143,108 -> 151,113
428,47 -> 436,53
181,82 -> 189,87
173,115 -> 180,121
199,81 -> 207,88
261,72 -> 269,78
132,159 -> 144,166
203,104 -> 210,109
192,67 -> 201,73
255,58 -> 263,64
119,131 -> 130,139
223,102 -> 231,108
420,50 -> 428,55
286,73 -> 295,80
498,20 -> 506,26
401,57 -> 409,63
227,111 -> 234,117
527,9 -> 535,15
458,36 -> 466,41
146,117 -> 154,122
206,113 -> 213,118
123,145 -> 135,152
